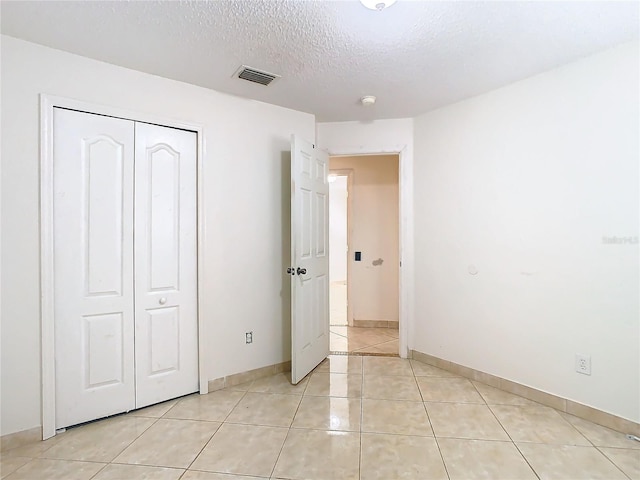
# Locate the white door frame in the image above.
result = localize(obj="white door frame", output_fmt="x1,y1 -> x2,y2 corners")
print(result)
39,94 -> 207,440
328,169 -> 354,326
324,147 -> 412,359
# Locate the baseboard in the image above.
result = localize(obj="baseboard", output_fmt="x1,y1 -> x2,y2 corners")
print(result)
353,319 -> 399,329
1,426 -> 41,452
410,349 -> 640,436
207,360 -> 292,392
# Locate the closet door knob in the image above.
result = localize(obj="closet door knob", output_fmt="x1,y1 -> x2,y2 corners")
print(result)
159,297 -> 167,305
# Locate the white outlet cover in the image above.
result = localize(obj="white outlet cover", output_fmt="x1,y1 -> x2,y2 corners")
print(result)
575,354 -> 591,375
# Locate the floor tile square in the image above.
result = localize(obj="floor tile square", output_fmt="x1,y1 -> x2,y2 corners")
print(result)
384,328 -> 399,339
114,418 -> 220,468
410,360 -> 460,377
1,436 -> 62,459
222,381 -> 254,392
363,375 -> 422,401
164,390 -> 245,422
491,405 -> 590,445
41,415 -> 154,462
292,396 -> 361,431
92,464 -> 184,480
360,433 -> 448,480
345,327 -> 396,347
517,443 -> 628,479
4,458 -> 105,480
426,402 -> 509,441
363,357 -> 413,376
273,428 -> 360,480
599,447 -> 640,480
315,355 -> 363,374
417,377 -> 484,403
190,423 -> 287,477
0,456 -> 32,479
182,471 -> 268,480
362,399 -> 433,436
560,413 -> 640,449
438,438 -> 537,479
248,372 -> 308,395
128,399 -> 178,418
472,381 -> 537,406
305,372 -> 362,397
225,392 -> 301,427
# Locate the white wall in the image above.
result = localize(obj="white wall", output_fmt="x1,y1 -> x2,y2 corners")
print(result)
316,118 -> 414,357
0,36 -> 315,436
330,155 -> 399,323
329,176 -> 348,282
413,41 -> 639,422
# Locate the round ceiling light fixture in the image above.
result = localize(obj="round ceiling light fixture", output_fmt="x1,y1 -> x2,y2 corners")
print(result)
361,95 -> 377,106
360,0 -> 397,11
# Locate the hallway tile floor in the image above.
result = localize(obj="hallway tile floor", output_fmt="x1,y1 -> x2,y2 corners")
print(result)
330,326 -> 399,355
2,355 -> 639,479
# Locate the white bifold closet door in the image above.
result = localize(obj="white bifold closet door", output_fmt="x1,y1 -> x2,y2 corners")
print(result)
53,108 -> 198,429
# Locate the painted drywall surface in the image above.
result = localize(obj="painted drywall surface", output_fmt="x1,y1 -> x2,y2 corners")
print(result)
0,36 -> 315,436
316,118 -> 414,356
413,41 -> 639,422
329,176 -> 348,282
330,156 -> 399,323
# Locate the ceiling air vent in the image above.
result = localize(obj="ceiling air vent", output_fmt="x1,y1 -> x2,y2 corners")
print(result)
234,65 -> 280,86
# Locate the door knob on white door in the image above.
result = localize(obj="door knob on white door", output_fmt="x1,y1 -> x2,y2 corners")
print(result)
159,297 -> 167,305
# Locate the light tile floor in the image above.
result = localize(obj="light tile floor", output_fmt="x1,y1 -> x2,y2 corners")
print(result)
330,326 -> 399,355
2,356 -> 639,479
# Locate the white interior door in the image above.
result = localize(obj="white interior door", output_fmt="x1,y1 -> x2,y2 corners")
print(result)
134,122 -> 199,408
53,108 -> 136,428
290,135 -> 330,384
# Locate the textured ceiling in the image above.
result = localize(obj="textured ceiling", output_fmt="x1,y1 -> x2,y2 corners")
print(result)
1,0 -> 638,122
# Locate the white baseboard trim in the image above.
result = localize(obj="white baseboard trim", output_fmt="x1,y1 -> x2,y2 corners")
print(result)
411,349 -> 640,436
207,360 -> 292,392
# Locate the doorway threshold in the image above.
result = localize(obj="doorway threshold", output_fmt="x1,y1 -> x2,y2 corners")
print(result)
330,350 -> 399,358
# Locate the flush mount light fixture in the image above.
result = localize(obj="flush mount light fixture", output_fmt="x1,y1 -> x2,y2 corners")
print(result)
361,95 -> 377,106
360,0 -> 397,11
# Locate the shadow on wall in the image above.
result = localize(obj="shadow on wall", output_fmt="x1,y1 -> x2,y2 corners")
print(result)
280,150 -> 292,360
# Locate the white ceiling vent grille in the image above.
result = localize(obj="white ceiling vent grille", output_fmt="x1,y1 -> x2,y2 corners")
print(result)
234,65 -> 280,86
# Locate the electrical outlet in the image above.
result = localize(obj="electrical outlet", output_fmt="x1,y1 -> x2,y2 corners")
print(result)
575,354 -> 591,375
245,332 -> 253,344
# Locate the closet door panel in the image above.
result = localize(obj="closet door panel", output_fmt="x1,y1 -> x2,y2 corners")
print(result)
134,122 -> 198,408
53,108 -> 136,428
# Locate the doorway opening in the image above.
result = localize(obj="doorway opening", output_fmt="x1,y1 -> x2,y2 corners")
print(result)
329,173 -> 349,327
328,154 -> 400,356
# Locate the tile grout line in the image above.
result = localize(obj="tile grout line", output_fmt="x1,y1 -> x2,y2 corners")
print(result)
175,386 -> 250,475
413,361 -> 452,480
478,390 -> 542,480
37,407 -> 165,478
593,445 -> 635,480
267,373 -> 310,478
